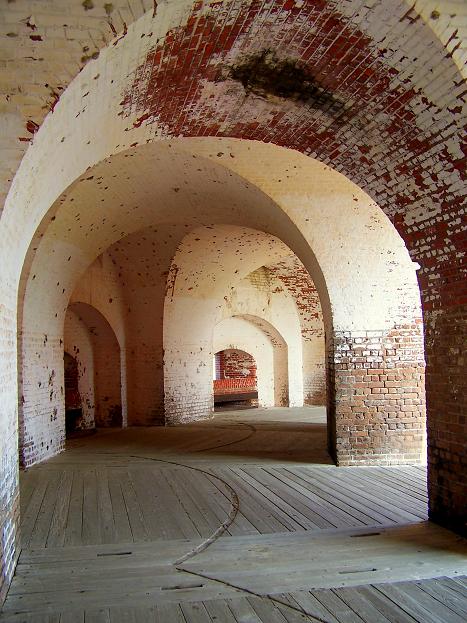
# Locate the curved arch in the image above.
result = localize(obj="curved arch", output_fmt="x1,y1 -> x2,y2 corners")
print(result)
0,0 -> 465,600
20,300 -> 123,465
221,267 -> 306,407
213,348 -> 258,408
70,255 -> 126,349
164,225 -> 310,422
66,303 -> 123,429
1,0 -> 462,249
232,314 -> 290,408
0,0 -> 464,219
16,154 -> 327,443
265,257 -> 326,406
163,225 -> 295,423
214,316 -> 288,408
214,348 -> 257,381
12,137 -> 423,461
15,143 -> 424,466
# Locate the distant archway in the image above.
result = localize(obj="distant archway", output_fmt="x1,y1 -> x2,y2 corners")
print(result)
214,316 -> 289,408
0,2 -> 462,599
66,302 -> 123,429
63,352 -> 82,435
64,309 -> 95,432
213,349 -> 258,409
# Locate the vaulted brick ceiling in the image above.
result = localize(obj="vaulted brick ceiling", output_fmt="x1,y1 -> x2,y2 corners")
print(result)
1,1 -> 466,313
0,2 -> 466,578
1,0 -> 465,210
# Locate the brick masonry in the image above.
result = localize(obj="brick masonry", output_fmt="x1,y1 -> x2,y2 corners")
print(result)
268,257 -> 326,405
0,297 -> 19,604
214,349 -> 258,403
217,349 -> 257,381
221,266 -> 308,408
64,308 -> 96,430
0,0 -> 466,602
66,303 -> 123,428
18,332 -> 65,469
425,305 -> 467,535
214,315 -> 282,409
214,377 -> 257,394
328,323 -> 426,465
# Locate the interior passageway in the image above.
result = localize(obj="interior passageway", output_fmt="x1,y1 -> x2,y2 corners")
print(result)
3,407 -> 465,622
1,0 -> 466,611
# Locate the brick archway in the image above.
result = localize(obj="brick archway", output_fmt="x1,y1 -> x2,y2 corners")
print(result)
0,0 -> 465,600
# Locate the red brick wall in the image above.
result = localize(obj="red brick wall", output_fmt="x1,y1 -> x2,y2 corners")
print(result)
214,349 -> 258,397
219,349 -> 257,380
425,306 -> 467,535
120,0 -> 466,521
119,0 -> 464,530
328,323 -> 426,465
0,6 -> 464,606
214,376 -> 257,395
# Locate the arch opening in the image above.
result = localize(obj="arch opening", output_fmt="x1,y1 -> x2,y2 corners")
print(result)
213,349 -> 259,410
15,141 -> 425,472
213,314 -> 290,411
63,352 -> 82,436
66,302 -> 123,430
8,133 -> 428,613
1,0 -> 466,605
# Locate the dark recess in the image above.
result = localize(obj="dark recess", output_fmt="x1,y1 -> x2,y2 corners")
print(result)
229,50 -> 346,116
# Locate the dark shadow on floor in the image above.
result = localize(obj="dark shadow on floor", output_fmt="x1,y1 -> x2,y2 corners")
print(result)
65,407 -> 332,465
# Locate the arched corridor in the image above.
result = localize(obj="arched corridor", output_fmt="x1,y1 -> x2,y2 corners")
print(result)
0,0 -> 466,619
213,348 -> 259,409
65,302 -> 123,430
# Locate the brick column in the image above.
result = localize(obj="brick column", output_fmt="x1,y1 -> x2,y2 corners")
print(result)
126,343 -> 165,426
328,323 -> 426,465
164,343 -> 213,425
18,332 -> 65,468
425,306 -> 467,536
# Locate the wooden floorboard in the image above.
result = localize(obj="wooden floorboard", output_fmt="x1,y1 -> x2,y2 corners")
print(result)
267,467 -> 379,527
64,470 -> 84,547
281,467 -> 405,526
2,407 -> 465,623
377,582 -> 466,623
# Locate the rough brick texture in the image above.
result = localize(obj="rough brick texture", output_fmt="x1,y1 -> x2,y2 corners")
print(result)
426,305 -> 467,535
0,298 -> 19,604
218,349 -> 257,380
328,323 -> 426,465
214,377 -> 257,395
1,0 -> 466,603
220,266 -> 307,407
64,309 -> 96,430
18,333 -> 65,469
214,314 -> 288,409
268,258 -> 326,405
66,303 -> 123,428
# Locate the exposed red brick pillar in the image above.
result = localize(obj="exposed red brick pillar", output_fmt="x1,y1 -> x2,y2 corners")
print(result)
327,323 -> 426,465
395,203 -> 466,535
425,306 -> 467,536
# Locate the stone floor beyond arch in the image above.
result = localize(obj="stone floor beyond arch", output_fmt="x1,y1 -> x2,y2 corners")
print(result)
2,407 -> 466,622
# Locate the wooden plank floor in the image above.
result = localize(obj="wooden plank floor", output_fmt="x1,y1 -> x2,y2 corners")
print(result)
2,407 -> 466,622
